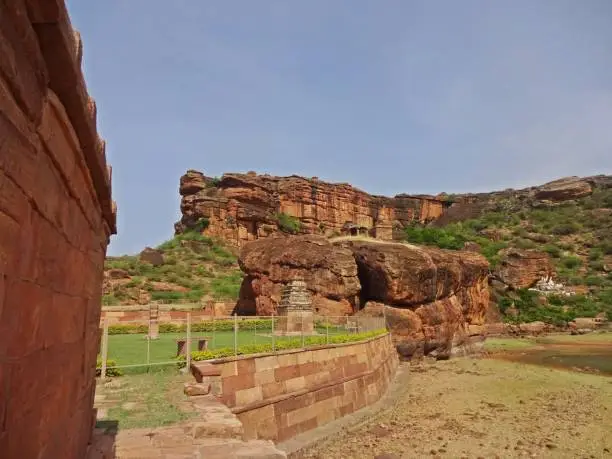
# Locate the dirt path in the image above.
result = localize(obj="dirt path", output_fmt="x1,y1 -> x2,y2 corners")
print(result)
301,358 -> 612,459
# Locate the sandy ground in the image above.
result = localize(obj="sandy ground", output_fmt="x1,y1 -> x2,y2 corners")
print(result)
301,358 -> 612,459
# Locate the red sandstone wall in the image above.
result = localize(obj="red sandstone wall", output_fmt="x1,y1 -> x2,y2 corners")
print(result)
208,334 -> 398,441
0,2 -> 115,458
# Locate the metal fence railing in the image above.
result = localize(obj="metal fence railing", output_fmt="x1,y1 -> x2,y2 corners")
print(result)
97,314 -> 387,379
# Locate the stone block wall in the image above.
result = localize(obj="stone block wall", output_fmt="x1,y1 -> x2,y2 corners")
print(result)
207,333 -> 398,441
0,2 -> 115,458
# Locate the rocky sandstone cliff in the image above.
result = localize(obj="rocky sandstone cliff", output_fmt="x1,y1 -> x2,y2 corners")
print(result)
175,170 -> 445,247
175,170 -> 609,248
237,235 -> 489,359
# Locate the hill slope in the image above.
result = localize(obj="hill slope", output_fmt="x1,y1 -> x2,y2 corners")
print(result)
402,179 -> 612,323
105,174 -> 611,325
103,232 -> 242,306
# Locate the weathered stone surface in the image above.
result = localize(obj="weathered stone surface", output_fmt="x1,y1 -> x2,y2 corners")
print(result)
184,383 -> 211,396
237,235 -> 360,315
0,2 -> 115,457
534,176 -> 592,202
175,170 -> 444,247
344,240 -> 489,359
139,247 -> 164,266
494,248 -> 553,289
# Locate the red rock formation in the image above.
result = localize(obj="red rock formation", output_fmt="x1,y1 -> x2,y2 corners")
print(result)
176,170 -> 445,247
237,235 -> 360,316
494,248 -> 553,289
340,240 -> 489,359
238,236 -> 489,358
0,1 -> 115,457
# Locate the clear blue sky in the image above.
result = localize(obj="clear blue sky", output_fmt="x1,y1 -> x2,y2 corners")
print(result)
67,1 -> 612,256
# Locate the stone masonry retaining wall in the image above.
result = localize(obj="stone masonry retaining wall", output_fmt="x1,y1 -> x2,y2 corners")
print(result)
0,2 -> 115,458
207,333 -> 398,441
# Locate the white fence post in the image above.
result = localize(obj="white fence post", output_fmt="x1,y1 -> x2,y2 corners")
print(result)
212,314 -> 216,349
271,315 -> 276,352
186,313 -> 192,372
382,305 -> 387,330
101,317 -> 109,381
234,313 -> 238,356
146,323 -> 151,372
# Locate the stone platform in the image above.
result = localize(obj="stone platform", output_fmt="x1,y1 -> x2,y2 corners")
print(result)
87,395 -> 286,459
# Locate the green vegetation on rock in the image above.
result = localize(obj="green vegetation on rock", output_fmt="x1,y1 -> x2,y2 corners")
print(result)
275,212 -> 302,234
404,186 -> 612,322
103,231 -> 242,305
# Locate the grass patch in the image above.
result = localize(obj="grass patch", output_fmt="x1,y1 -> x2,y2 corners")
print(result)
99,370 -> 196,429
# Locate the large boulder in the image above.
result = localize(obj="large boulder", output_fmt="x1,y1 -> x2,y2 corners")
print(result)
534,176 -> 592,202
494,248 -> 553,289
179,169 -> 208,195
139,247 -> 165,266
339,240 -> 489,359
237,235 -> 360,315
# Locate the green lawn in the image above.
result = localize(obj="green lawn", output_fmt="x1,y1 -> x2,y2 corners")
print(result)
105,326 -> 351,373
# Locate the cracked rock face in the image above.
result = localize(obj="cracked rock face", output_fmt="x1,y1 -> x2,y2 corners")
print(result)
237,235 -> 360,316
175,169 -> 444,247
237,236 -> 490,358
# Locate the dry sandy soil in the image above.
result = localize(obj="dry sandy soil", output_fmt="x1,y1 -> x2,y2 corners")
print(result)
301,358 -> 612,459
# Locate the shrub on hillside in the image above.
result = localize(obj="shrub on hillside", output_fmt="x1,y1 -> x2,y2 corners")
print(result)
275,212 -> 302,234
551,222 -> 581,235
499,289 -> 574,326
193,218 -> 210,233
403,225 -> 466,250
543,244 -> 561,258
561,255 -> 582,269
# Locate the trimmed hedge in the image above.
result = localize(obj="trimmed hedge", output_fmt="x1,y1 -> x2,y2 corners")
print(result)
96,357 -> 123,377
182,328 -> 388,363
107,319 -> 274,335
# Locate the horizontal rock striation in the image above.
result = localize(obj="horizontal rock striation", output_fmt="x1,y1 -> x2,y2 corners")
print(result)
175,170 -> 445,247
237,235 -> 360,316
340,240 -> 490,359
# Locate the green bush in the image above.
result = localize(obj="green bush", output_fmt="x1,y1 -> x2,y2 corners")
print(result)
96,357 -> 123,377
589,260 -> 605,271
193,218 -> 210,233
561,255 -> 582,269
275,212 -> 302,234
184,329 -> 388,363
108,324 -> 149,335
403,225 -> 466,250
500,289 -> 574,326
543,244 -> 561,258
151,291 -> 184,302
596,241 -> 612,255
210,273 -> 242,299
102,294 -> 119,306
514,238 -> 537,249
585,275 -> 604,287
551,222 -> 581,235
210,177 -> 221,187
588,248 -> 603,261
